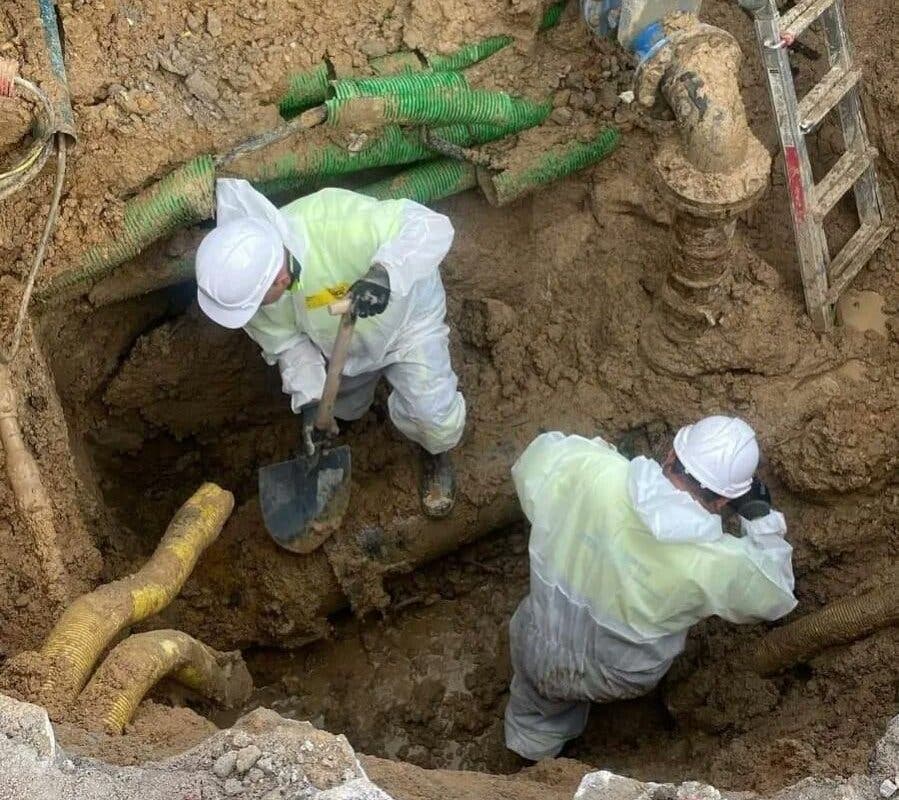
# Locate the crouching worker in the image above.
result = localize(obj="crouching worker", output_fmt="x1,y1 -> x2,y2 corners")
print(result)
505,415 -> 797,760
195,179 -> 465,517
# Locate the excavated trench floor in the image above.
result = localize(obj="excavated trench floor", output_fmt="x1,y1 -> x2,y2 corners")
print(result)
216,523 -> 691,780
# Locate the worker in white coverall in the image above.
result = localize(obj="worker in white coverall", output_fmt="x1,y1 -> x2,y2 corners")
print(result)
505,415 -> 797,760
194,179 -> 465,517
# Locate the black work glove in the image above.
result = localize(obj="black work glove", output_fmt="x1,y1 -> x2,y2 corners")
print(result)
731,477 -> 773,521
349,263 -> 390,318
301,404 -> 336,457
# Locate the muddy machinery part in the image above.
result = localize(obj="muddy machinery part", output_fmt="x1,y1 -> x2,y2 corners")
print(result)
630,15 -> 771,367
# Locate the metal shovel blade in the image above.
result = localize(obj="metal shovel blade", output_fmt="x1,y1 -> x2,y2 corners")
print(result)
258,445 -> 351,554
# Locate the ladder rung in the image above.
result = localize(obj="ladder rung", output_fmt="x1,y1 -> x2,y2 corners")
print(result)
799,66 -> 861,133
825,221 -> 892,303
812,145 -> 877,221
780,0 -> 835,41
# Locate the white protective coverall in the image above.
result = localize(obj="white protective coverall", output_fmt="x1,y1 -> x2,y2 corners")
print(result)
505,432 -> 797,761
216,179 -> 466,454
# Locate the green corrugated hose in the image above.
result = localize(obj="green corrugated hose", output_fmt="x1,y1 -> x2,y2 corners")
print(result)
540,1 -> 567,31
481,127 -> 620,205
278,40 -> 496,120
36,155 -> 215,301
326,86 -> 550,129
252,121 -> 536,196
279,61 -> 332,119
279,2 -> 567,119
428,35 -> 514,71
333,70 -> 469,98
360,158 -> 478,203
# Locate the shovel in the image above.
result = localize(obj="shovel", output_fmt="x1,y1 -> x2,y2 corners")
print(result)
259,298 -> 355,553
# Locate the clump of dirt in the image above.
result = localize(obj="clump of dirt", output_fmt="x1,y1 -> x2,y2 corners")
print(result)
364,754 -> 592,800
0,95 -> 32,152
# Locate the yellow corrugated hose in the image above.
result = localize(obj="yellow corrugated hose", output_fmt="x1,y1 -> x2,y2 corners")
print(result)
751,582 -> 899,676
73,629 -> 252,734
38,483 -> 234,707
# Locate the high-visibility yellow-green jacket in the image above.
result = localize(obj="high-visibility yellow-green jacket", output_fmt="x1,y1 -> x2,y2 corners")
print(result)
510,432 -> 797,702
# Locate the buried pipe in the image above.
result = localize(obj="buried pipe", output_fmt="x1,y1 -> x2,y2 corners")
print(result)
277,0 -> 570,118
27,483 -> 234,713
324,86 -> 550,130
658,29 -> 751,175
35,155 -> 215,303
751,582 -> 899,676
244,120 -> 531,197
73,630 -> 252,735
278,40 -> 511,119
667,583 -> 899,727
38,95 -> 546,303
477,127 -> 621,206
156,475 -> 522,650
359,157 -> 478,203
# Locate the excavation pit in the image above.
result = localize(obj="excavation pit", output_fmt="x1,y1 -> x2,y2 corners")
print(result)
0,0 -> 896,797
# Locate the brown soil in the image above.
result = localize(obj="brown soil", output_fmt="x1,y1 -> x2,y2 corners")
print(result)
56,699 -> 218,765
0,96 -> 32,152
363,755 -> 593,800
0,0 -> 897,798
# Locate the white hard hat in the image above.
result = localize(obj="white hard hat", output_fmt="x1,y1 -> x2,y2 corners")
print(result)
195,218 -> 285,329
673,415 -> 759,499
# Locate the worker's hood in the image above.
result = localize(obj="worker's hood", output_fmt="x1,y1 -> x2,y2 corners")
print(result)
215,178 -> 307,263
626,456 -> 723,544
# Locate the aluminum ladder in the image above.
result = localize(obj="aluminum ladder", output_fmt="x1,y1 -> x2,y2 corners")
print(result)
750,0 -> 891,331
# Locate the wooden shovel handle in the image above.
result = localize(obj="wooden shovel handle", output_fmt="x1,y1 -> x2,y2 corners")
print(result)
314,299 -> 356,432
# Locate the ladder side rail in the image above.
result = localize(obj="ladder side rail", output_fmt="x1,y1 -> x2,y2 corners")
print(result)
820,1 -> 885,229
755,2 -> 833,330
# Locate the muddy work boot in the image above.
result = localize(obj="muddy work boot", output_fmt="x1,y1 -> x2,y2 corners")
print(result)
419,448 -> 456,519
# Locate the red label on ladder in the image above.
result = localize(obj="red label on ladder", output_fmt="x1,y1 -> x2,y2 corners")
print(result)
784,145 -> 807,222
